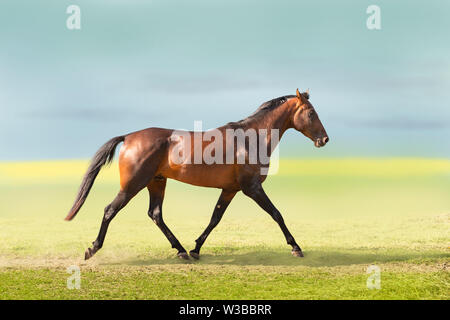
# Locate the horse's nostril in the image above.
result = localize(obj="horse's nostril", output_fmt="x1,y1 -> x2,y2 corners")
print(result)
323,136 -> 329,144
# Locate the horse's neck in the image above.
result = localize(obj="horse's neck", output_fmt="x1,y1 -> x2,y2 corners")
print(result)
246,102 -> 293,155
254,103 -> 293,139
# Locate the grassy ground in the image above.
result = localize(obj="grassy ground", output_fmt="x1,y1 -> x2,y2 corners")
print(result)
0,158 -> 449,299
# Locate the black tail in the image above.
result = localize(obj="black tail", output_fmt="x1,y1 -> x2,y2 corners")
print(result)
65,136 -> 125,221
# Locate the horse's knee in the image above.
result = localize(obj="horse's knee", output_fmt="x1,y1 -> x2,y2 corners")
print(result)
271,209 -> 284,223
208,216 -> 221,229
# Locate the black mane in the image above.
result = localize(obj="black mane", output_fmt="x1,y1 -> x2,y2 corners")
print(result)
227,95 -> 296,127
256,95 -> 295,113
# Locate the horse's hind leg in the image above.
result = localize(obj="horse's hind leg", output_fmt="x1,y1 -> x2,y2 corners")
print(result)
189,190 -> 236,259
85,173 -> 157,260
85,138 -> 167,260
147,177 -> 189,260
85,190 -> 134,260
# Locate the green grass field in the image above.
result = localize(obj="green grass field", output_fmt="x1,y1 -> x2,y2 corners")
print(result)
0,158 -> 449,299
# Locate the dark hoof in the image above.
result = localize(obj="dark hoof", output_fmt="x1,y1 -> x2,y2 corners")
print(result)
177,252 -> 190,260
189,250 -> 200,260
84,247 -> 96,260
291,249 -> 304,257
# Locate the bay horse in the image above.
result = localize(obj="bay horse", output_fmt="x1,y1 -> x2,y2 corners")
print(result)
65,89 -> 329,260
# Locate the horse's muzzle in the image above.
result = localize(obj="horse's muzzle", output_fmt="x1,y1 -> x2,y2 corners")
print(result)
314,136 -> 329,148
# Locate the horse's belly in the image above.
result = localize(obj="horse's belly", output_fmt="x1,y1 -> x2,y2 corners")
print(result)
160,164 -> 237,189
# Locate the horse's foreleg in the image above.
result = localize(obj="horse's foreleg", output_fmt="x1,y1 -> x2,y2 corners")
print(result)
147,178 -> 189,260
242,183 -> 303,257
189,190 -> 236,259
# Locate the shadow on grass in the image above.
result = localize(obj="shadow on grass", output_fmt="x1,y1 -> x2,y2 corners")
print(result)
103,247 -> 449,267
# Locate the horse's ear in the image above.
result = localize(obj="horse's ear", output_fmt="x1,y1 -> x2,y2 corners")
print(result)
296,88 -> 301,98
303,89 -> 310,100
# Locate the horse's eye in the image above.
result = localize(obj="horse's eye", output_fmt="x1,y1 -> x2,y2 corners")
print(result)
308,111 -> 314,119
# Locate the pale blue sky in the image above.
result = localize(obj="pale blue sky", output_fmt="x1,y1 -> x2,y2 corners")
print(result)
0,0 -> 449,160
